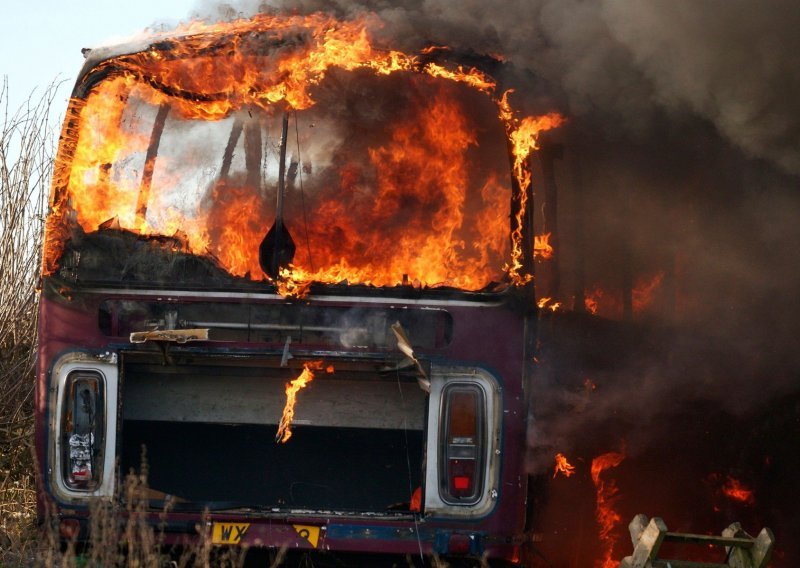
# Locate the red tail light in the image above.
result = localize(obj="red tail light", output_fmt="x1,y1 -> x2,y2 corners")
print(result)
61,371 -> 104,490
440,384 -> 485,504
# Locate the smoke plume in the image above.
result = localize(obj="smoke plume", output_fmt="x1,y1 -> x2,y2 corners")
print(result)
176,1 -> 799,560
192,0 -> 800,175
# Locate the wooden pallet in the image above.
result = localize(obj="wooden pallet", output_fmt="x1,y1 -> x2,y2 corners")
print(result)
619,515 -> 775,568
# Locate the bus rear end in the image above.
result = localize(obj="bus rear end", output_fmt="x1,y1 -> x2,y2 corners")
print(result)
37,14 -> 556,565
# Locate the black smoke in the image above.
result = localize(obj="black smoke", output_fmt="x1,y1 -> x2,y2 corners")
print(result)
183,1 -> 800,563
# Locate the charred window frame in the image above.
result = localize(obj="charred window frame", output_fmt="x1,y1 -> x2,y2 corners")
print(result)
438,383 -> 486,505
60,371 -> 105,491
49,56 -> 514,294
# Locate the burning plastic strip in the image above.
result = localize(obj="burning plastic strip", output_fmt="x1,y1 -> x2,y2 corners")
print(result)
276,361 -> 325,443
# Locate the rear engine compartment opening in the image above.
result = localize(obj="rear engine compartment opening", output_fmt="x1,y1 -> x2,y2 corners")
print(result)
119,353 -> 426,514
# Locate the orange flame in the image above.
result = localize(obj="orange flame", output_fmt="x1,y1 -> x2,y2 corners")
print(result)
534,232 -> 554,260
591,451 -> 625,568
276,361 -> 324,443
500,90 -> 565,284
721,476 -> 755,505
553,453 -> 576,479
537,297 -> 562,312
43,13 -> 565,292
584,287 -> 602,315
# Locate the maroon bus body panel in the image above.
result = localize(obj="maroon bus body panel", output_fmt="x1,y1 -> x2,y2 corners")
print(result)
37,288 -> 532,562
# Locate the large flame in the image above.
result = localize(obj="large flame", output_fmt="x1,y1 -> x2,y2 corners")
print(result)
500,90 -> 565,284
43,13 -> 564,292
591,451 -> 625,568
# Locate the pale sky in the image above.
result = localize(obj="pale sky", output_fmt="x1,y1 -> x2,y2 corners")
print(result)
1,0 -> 199,113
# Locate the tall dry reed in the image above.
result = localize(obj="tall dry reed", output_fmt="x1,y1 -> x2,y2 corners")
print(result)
0,76 -> 60,561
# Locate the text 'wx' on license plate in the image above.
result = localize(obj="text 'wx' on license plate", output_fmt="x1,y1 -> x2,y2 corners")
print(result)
212,522 -> 250,545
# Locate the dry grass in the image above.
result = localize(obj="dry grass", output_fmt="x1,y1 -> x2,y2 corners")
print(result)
0,76 -> 58,562
39,470 -> 250,567
0,80 -> 254,566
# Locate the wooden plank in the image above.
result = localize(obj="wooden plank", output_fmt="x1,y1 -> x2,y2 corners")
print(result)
750,528 -> 775,568
629,517 -> 668,567
629,514 -> 649,546
722,522 -> 747,538
129,328 -> 209,344
728,546 -> 752,568
620,515 -> 774,568
723,522 -> 756,568
665,532 -> 754,549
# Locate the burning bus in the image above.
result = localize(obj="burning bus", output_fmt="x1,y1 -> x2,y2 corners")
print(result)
35,13 -> 563,565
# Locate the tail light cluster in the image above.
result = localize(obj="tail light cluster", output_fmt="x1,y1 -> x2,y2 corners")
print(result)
61,372 -> 104,490
440,384 -> 485,504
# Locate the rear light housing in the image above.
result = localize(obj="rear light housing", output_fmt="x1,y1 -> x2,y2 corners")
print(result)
61,371 -> 105,491
439,383 -> 485,504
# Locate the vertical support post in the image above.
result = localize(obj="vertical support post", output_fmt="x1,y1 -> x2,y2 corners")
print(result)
136,103 -> 170,229
506,139 -> 535,293
244,112 -> 263,190
538,141 -> 563,297
219,118 -> 244,181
